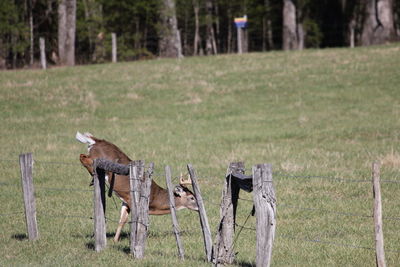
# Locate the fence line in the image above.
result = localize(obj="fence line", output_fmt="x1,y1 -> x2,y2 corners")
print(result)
277,204 -> 400,222
1,188 -> 398,223
236,197 -> 400,222
274,172 -> 371,183
278,233 -> 400,254
2,156 -> 400,184
0,211 -> 24,216
4,155 -> 400,265
278,203 -> 372,219
0,158 -> 81,166
3,197 -> 398,229
275,172 -> 400,184
0,181 -> 94,192
3,182 -> 400,222
232,222 -> 400,254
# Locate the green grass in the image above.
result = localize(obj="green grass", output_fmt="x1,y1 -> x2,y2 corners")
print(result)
1,44 -> 400,266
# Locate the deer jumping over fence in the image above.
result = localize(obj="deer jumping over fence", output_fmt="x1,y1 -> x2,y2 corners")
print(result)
76,131 -> 199,242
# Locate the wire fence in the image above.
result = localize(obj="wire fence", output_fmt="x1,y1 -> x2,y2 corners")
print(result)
232,199 -> 400,254
2,159 -> 399,216
1,157 -> 400,260
3,157 -> 400,184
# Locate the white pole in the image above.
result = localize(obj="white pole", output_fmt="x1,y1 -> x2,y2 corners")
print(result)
112,33 -> 117,63
39,38 -> 47,70
237,28 -> 243,54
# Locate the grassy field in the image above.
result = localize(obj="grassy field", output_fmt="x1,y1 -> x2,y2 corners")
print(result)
1,43 -> 399,266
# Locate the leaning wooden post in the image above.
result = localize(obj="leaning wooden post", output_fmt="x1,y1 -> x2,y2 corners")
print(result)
372,162 -> 386,267
19,153 -> 39,241
93,159 -> 107,252
165,165 -> 185,260
39,37 -> 47,69
213,162 -> 244,265
187,164 -> 213,262
252,163 -> 276,267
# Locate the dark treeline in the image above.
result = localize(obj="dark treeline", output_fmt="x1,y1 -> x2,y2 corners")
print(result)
1,0 -> 399,69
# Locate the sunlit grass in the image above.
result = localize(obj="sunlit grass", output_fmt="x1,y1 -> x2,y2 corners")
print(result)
1,44 -> 400,266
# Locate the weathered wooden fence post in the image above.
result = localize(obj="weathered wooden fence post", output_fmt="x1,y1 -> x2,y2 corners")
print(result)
372,162 -> 386,267
130,161 -> 152,259
129,163 -> 139,254
93,159 -> 107,252
187,164 -> 213,262
252,163 -> 276,267
165,165 -> 185,260
19,153 -> 39,241
111,33 -> 117,63
213,162 -> 244,265
39,37 -> 46,69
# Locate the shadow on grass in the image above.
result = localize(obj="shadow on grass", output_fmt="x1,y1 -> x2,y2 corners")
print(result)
106,229 -> 195,241
85,241 -> 95,250
106,231 -> 129,240
234,260 -> 256,267
83,232 -> 121,251
81,230 -> 199,254
12,233 -> 28,241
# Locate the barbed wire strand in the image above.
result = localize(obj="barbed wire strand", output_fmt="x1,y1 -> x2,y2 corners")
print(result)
0,211 -> 24,217
1,157 -> 400,183
2,181 -> 400,222
0,186 -> 398,222
232,221 -> 400,254
229,209 -> 253,258
235,197 -> 400,222
274,172 -> 371,183
278,233 -> 400,253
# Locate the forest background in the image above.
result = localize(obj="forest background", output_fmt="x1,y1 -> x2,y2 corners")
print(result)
1,0 -> 400,69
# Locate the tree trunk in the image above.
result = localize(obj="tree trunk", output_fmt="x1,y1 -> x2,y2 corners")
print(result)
282,0 -> 298,50
183,6 -> 189,55
12,34 -> 17,69
193,0 -> 202,56
227,3 -> 233,53
134,17 -> 140,50
395,3 -> 400,37
344,1 -> 363,46
144,9 -> 149,49
297,7 -> 304,50
361,0 -> 395,45
263,0 -> 274,51
205,0 -> 217,55
82,0 -> 103,63
0,39 -> 6,69
215,2 -> 221,52
58,0 -> 76,66
263,15 -> 267,51
82,0 -> 92,53
159,0 -> 182,58
29,0 -> 34,66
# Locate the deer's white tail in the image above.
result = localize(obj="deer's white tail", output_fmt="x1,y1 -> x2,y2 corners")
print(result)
76,131 -> 96,145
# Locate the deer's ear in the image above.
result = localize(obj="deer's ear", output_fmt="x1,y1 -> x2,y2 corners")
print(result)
80,154 -> 93,165
174,186 -> 187,197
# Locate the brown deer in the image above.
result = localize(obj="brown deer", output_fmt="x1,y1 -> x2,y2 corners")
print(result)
76,132 -> 198,242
